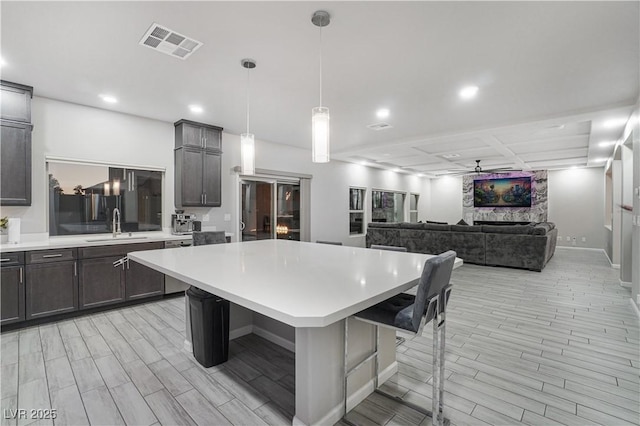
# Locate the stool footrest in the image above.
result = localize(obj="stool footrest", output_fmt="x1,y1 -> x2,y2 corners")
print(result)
373,389 -> 450,426
346,350 -> 378,378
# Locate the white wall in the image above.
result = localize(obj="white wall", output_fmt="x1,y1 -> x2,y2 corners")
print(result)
1,97 -> 175,235
2,97 -> 429,247
548,167 -> 606,249
427,176 -> 463,223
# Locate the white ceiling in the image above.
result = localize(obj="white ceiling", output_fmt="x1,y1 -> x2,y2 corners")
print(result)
2,1 -> 638,176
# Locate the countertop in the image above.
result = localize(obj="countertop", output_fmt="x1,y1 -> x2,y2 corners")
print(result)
129,239 -> 463,328
0,231 -> 233,253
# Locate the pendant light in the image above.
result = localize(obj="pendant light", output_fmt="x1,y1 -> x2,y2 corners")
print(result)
241,58 -> 256,175
311,10 -> 331,163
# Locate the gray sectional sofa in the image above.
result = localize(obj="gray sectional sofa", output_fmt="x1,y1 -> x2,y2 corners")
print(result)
366,222 -> 558,271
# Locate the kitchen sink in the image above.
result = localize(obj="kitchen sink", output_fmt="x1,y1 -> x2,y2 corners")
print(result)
86,236 -> 149,242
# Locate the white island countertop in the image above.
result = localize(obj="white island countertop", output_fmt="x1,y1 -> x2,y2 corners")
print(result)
129,239 -> 462,328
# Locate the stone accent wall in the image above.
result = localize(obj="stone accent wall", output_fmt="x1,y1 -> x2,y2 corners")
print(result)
462,170 -> 548,223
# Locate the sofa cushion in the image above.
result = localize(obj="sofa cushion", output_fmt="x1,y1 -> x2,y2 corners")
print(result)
531,222 -> 556,235
456,219 -> 469,225
451,224 -> 482,233
482,224 -> 533,234
368,222 -> 402,228
423,224 -> 451,231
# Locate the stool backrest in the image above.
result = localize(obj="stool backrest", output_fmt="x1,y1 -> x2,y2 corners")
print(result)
316,240 -> 343,245
370,245 -> 407,252
411,250 -> 456,332
193,231 -> 226,246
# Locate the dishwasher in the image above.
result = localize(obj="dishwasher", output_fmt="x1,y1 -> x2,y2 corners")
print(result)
164,238 -> 193,294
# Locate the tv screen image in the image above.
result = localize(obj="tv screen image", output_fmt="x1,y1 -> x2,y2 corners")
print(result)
473,177 -> 532,208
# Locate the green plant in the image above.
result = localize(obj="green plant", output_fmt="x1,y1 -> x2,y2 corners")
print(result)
0,216 -> 7,230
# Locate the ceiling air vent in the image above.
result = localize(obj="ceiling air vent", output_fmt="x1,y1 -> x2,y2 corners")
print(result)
139,23 -> 203,60
442,153 -> 461,159
367,122 -> 393,131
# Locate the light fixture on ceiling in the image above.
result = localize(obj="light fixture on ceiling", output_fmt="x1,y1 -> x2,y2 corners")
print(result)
598,140 -> 616,147
99,94 -> 118,104
240,58 -> 257,175
376,108 -> 390,119
189,105 -> 203,114
603,118 -> 627,128
311,10 -> 331,163
0,57 -> 6,68
593,157 -> 608,162
459,85 -> 479,100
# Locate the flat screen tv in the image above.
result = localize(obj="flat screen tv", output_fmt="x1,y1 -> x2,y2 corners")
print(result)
473,177 -> 532,208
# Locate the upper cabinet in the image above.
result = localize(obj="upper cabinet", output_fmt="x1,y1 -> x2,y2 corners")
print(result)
174,120 -> 223,207
1,80 -> 33,206
1,80 -> 32,123
175,119 -> 222,151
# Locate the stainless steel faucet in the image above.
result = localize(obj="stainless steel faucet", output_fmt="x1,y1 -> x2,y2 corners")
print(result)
112,208 -> 121,238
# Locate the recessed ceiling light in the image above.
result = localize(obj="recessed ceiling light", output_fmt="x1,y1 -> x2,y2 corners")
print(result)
392,168 -> 401,173
360,161 -> 368,166
603,118 -> 627,128
593,157 -> 608,162
598,141 -> 616,147
189,105 -> 203,114
442,153 -> 461,159
416,173 -> 424,178
99,94 -> 118,104
459,85 -> 479,100
0,57 -> 6,68
376,108 -> 390,119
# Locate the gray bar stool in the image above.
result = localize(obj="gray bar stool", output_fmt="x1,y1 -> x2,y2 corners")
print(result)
343,250 -> 456,426
193,231 -> 226,245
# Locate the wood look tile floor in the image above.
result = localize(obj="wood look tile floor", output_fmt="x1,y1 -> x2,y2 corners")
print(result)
1,248 -> 638,425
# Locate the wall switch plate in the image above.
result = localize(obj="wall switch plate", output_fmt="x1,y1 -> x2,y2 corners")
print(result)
566,236 -> 571,241
581,237 -> 586,242
557,236 -> 562,241
224,214 -> 231,221
202,214 -> 210,222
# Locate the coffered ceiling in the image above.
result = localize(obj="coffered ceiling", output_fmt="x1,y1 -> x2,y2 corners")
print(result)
1,1 -> 638,176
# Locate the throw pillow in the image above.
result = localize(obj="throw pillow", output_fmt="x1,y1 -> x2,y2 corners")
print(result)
456,219 -> 468,225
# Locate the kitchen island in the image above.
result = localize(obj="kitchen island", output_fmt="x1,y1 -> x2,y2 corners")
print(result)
128,239 -> 462,425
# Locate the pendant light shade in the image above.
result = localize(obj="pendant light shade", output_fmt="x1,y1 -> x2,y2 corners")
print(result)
311,11 -> 331,163
240,132 -> 255,175
312,106 -> 330,163
241,58 -> 256,175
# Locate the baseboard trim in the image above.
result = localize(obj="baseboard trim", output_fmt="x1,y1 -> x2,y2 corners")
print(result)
601,249 -> 620,269
230,324 -> 254,341
556,246 -> 607,253
253,325 -> 296,353
620,280 -> 632,288
630,298 -> 640,320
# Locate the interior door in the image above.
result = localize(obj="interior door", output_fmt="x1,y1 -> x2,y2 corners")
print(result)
240,179 -> 274,241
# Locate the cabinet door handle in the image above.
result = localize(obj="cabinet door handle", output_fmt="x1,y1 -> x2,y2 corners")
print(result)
42,254 -> 63,258
19,267 -> 23,284
1,258 -> 11,262
74,261 -> 77,276
204,193 -> 207,204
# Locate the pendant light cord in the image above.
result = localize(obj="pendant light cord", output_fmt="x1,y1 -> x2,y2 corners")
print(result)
246,65 -> 251,134
319,25 -> 323,108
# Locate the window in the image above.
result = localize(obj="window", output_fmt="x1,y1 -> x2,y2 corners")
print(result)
48,161 -> 163,236
349,187 -> 365,235
410,193 -> 419,223
372,190 -> 405,223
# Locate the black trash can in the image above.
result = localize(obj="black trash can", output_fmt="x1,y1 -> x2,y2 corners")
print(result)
187,286 -> 230,367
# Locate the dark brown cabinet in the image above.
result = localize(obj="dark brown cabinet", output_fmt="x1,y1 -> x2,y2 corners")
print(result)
1,80 -> 33,206
25,249 -> 78,320
126,258 -> 165,300
1,252 -> 25,325
79,256 -> 125,309
78,241 -> 164,308
175,119 -> 222,151
174,120 -> 223,208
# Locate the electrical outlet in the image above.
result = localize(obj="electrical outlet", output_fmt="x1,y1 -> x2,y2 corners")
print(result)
571,237 -> 576,246
557,236 -> 562,241
566,236 -> 571,241
581,237 -> 586,242
202,214 -> 210,222
224,214 -> 231,222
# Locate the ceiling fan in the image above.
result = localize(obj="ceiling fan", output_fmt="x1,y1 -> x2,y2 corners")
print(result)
449,160 -> 518,176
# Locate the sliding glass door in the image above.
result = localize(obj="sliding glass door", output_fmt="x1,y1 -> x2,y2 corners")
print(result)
240,178 -> 301,242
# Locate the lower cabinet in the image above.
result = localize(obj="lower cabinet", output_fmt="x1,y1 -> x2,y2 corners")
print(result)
79,256 -> 125,309
25,260 -> 78,320
126,260 -> 164,300
1,265 -> 25,325
78,241 -> 164,308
